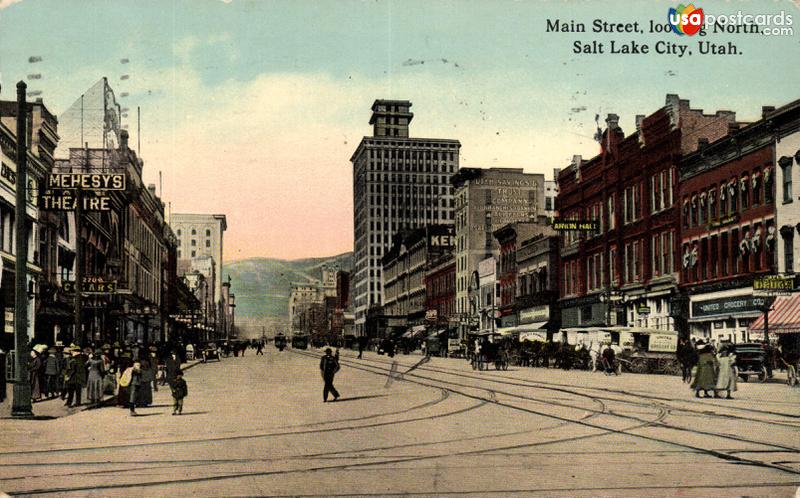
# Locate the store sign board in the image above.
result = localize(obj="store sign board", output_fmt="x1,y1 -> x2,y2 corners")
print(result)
691,296 -> 768,318
519,305 -> 549,324
753,276 -> 794,296
552,219 -> 599,231
649,333 -> 678,352
63,277 -> 118,294
40,173 -> 126,212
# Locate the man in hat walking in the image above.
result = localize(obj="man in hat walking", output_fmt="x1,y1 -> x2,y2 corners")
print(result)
320,348 -> 340,402
64,347 -> 87,407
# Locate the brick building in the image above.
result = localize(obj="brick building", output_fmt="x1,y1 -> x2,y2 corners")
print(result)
424,253 -> 456,341
556,95 -> 735,334
493,218 -> 555,329
680,100 -> 800,344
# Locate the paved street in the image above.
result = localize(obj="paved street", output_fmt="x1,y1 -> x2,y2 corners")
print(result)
1,348 -> 799,497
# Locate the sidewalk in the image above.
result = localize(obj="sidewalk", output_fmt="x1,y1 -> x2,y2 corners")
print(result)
1,359 -> 203,419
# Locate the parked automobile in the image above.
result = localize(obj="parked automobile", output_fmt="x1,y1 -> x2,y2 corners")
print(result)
734,343 -> 768,382
201,342 -> 221,362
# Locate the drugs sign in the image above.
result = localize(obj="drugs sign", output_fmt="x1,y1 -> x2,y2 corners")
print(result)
753,276 -> 794,296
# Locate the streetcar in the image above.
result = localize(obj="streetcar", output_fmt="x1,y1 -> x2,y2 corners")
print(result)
291,334 -> 309,350
274,333 -> 287,351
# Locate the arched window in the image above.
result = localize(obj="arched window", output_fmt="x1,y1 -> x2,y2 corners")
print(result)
191,228 -> 197,235
205,229 -> 211,237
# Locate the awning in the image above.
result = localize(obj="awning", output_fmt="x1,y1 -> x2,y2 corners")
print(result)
402,325 -> 427,338
495,327 -> 517,336
516,321 -> 548,332
749,294 -> 800,335
688,311 -> 762,323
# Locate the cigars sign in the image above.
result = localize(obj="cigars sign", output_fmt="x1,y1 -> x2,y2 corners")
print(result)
40,173 -> 126,211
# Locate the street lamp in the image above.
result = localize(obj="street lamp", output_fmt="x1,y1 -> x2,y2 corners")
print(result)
228,293 -> 236,341
759,296 -> 776,344
599,286 -> 625,326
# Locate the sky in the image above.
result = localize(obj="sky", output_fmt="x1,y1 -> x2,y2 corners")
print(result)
0,0 -> 798,261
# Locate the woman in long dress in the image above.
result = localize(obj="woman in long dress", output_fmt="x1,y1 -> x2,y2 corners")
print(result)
715,347 -> 737,399
86,350 -> 105,408
691,341 -> 719,398
136,356 -> 154,406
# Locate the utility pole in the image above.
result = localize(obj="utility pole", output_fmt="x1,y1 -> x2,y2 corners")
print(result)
12,81 -> 32,418
74,145 -> 85,345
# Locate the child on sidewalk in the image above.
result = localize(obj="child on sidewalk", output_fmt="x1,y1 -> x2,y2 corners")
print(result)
171,370 -> 188,415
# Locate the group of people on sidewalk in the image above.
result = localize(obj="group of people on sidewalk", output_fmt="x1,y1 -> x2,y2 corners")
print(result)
0,340 -> 189,416
689,340 -> 738,399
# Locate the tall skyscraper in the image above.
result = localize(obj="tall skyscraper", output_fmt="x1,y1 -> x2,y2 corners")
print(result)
350,100 -> 460,336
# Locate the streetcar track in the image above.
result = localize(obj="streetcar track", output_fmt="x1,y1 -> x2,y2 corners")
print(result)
5,351 -> 797,495
345,351 -> 800,437
354,351 -> 800,421
0,392 -> 487,458
321,351 -> 800,454
294,350 -> 800,475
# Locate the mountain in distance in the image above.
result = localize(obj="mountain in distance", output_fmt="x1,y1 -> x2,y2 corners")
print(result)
223,252 -> 353,337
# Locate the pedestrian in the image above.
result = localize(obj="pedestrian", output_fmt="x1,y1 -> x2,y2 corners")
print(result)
30,349 -> 43,401
691,341 -> 718,398
256,341 -> 264,355
164,350 -> 180,387
86,349 -> 105,409
601,343 -> 617,375
137,354 -> 154,407
357,336 -> 366,359
64,347 -> 87,407
149,346 -> 159,392
320,347 -> 340,402
116,351 -> 133,407
171,369 -> 188,415
44,347 -> 60,398
129,360 -> 142,416
715,346 -> 737,399
678,338 -> 698,383
762,340 -> 775,378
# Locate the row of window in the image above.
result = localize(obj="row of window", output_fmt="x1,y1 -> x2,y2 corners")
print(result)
178,239 -> 212,248
176,228 -> 212,237
683,168 -> 774,229
563,231 -> 676,296
682,220 -> 776,282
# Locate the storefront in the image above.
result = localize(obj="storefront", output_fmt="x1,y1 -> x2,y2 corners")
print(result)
517,304 -> 554,341
689,288 -> 766,343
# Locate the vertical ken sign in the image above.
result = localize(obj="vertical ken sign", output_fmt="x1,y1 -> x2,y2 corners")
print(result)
40,173 -> 126,211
